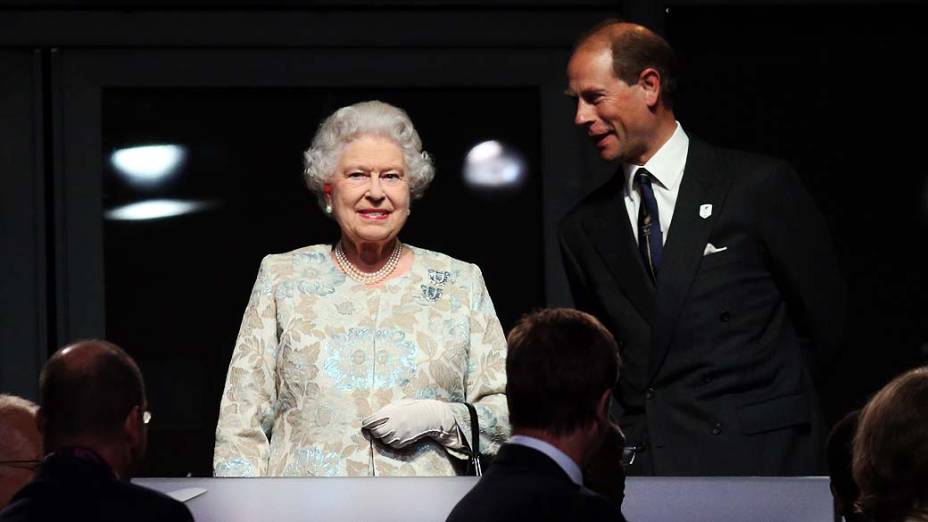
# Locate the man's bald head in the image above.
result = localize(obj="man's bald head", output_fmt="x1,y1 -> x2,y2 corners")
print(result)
574,20 -> 677,108
39,340 -> 145,448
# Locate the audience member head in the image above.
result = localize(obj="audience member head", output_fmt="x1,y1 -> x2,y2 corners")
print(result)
38,340 -> 149,479
506,308 -> 620,458
0,395 -> 41,508
853,366 -> 928,522
827,410 -> 864,522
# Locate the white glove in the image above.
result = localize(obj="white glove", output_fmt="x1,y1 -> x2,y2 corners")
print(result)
361,399 -> 463,449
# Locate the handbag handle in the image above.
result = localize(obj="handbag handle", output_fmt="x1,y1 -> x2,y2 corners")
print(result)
464,402 -> 482,476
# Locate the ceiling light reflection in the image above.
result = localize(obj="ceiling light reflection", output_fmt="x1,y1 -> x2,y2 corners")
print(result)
104,199 -> 216,221
110,144 -> 187,186
463,140 -> 527,190
467,141 -> 504,163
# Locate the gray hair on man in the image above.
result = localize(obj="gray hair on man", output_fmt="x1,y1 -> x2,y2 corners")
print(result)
0,394 -> 41,508
303,100 -> 436,211
0,394 -> 39,458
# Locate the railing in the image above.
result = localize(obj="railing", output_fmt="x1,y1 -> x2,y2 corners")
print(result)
135,475 -> 833,522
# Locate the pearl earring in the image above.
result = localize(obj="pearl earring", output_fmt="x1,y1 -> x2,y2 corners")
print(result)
325,202 -> 333,214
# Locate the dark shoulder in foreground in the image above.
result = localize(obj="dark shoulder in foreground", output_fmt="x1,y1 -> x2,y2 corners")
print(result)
116,480 -> 195,521
447,487 -> 623,522
0,478 -> 193,522
446,468 -> 624,522
578,486 -> 627,522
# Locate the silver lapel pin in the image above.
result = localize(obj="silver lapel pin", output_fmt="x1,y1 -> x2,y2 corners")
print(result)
699,204 -> 713,219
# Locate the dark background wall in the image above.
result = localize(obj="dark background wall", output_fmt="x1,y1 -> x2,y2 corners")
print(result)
1,0 -> 925,476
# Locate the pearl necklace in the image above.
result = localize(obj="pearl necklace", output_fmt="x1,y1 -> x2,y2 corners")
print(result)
334,240 -> 403,285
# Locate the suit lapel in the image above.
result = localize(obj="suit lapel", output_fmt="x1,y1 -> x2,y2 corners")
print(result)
580,173 -> 656,324
648,140 -> 733,382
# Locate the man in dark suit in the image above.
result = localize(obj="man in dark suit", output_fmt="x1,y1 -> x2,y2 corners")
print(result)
0,340 -> 193,522
446,308 -> 626,522
559,21 -> 847,476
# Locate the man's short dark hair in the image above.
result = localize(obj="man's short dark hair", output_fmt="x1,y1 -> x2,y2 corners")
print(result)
39,340 -> 145,444
577,20 -> 678,108
506,308 -> 620,436
853,366 -> 928,522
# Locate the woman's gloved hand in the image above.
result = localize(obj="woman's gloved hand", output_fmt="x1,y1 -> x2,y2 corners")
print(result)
362,399 -> 463,449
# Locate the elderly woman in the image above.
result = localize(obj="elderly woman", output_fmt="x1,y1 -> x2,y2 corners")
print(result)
853,366 -> 928,522
213,100 -> 509,477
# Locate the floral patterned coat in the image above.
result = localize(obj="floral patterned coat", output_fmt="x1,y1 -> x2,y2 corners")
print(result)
213,244 -> 509,476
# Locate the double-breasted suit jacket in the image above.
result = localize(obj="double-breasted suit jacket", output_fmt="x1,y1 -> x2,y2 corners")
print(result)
559,138 -> 847,475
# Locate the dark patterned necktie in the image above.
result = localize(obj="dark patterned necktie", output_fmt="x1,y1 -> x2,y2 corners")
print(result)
635,168 -> 663,282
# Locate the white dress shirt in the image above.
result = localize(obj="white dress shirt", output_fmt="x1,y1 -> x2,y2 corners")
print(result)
508,435 -> 583,486
623,121 -> 689,245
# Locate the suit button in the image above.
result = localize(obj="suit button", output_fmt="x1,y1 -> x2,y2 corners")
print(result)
719,311 -> 730,322
711,423 -> 722,435
646,387 -> 655,400
702,374 -> 713,384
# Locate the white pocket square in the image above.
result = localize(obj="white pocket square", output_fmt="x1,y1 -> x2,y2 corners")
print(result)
703,243 -> 728,256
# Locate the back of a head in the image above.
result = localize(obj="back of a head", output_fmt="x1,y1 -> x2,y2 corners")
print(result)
506,308 -> 620,435
853,366 -> 928,522
827,410 -> 864,522
39,340 -> 145,449
576,20 -> 677,108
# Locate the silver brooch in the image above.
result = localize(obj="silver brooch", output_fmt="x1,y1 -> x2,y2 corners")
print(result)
421,285 -> 443,302
428,269 -> 451,286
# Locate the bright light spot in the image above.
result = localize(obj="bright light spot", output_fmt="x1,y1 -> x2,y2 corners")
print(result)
463,140 -> 527,189
110,144 -> 186,186
104,199 -> 215,221
466,141 -> 503,163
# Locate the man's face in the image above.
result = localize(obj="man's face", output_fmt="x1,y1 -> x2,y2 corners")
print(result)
567,45 -> 650,164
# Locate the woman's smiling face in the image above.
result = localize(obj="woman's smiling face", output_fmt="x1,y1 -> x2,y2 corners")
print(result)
328,134 -> 411,246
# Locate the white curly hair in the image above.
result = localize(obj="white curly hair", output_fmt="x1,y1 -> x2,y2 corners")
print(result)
303,100 -> 435,211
